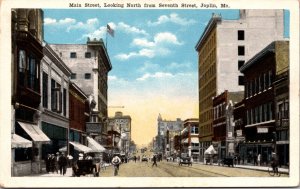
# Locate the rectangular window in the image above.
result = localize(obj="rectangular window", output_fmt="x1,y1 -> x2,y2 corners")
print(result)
268,70 -> 273,88
269,102 -> 273,120
70,52 -> 77,58
71,73 -> 76,79
259,105 -> 262,122
63,88 -> 67,116
263,73 -> 267,90
85,52 -> 92,58
238,76 -> 244,85
238,30 -> 245,40
238,46 -> 245,56
238,60 -> 245,69
51,79 -> 56,111
264,104 -> 268,121
51,79 -> 62,113
42,72 -> 48,108
85,73 -> 91,79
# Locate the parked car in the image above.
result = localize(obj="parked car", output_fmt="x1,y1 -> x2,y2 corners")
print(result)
221,157 -> 234,167
141,156 -> 148,162
179,157 -> 192,166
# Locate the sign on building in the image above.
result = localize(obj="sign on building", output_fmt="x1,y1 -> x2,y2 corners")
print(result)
257,127 -> 268,133
86,122 -> 102,133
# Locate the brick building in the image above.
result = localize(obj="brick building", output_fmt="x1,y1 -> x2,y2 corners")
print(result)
239,40 -> 289,165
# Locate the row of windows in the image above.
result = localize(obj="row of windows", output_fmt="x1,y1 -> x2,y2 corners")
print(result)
18,49 -> 40,92
71,73 -> 91,80
70,52 -> 92,58
199,32 -> 216,57
213,102 -> 226,120
245,70 -> 273,98
246,102 -> 274,125
200,123 -> 212,137
200,109 -> 213,124
277,100 -> 289,120
200,63 -> 216,86
42,72 -> 67,116
190,126 -> 199,134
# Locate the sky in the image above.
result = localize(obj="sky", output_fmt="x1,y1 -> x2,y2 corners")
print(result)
43,9 -> 289,146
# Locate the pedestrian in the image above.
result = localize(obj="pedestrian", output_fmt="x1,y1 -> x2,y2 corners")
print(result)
257,154 -> 261,166
134,156 -> 137,163
152,155 -> 158,167
45,154 -> 51,173
237,155 -> 241,165
58,153 -> 68,175
111,154 -> 121,176
253,153 -> 258,166
51,154 -> 58,173
190,157 -> 193,166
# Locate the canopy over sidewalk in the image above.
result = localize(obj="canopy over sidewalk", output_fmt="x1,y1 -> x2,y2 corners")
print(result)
204,145 -> 217,155
87,136 -> 106,153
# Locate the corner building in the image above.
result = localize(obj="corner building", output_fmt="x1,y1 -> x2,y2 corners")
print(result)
195,10 -> 285,161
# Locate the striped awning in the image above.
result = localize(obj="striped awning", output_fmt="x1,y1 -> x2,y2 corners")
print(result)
11,134 -> 32,148
59,141 -> 93,153
87,136 -> 106,153
18,121 -> 50,143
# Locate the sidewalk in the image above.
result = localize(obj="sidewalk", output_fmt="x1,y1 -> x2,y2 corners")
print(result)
196,161 -> 289,174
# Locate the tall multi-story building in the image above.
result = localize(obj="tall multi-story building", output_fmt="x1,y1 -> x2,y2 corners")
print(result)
195,10 -> 285,161
50,38 -> 112,146
156,114 -> 183,157
108,112 -> 132,156
239,40 -> 289,166
11,9 -> 50,176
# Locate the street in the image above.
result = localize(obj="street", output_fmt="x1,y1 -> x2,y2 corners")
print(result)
97,161 -> 288,177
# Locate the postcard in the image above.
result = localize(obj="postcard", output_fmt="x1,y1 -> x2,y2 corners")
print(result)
0,0 -> 299,187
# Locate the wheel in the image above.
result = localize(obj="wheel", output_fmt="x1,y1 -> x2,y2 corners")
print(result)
268,167 -> 275,176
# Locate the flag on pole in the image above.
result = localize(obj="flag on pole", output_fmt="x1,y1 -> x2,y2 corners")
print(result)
107,24 -> 114,37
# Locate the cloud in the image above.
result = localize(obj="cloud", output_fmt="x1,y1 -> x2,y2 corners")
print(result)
148,13 -> 196,26
44,17 -> 76,26
67,18 -> 99,32
116,32 -> 182,60
136,72 -> 174,81
117,22 -> 148,35
154,32 -> 183,45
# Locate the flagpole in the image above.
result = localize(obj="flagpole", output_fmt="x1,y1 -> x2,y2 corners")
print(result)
106,28 -> 108,50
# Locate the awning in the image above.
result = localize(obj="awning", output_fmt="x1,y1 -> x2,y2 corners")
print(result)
11,134 -> 32,148
18,121 -> 50,143
182,137 -> 199,144
180,127 -> 188,135
59,141 -> 93,153
204,145 -> 217,155
87,136 -> 106,153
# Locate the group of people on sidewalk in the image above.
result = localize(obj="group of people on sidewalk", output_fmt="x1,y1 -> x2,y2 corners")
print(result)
45,152 -> 68,175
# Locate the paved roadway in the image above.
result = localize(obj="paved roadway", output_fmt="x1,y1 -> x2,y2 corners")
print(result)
99,161 -> 288,177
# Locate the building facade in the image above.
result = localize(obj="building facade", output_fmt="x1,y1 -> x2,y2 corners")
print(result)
50,38 -> 112,146
108,112 -> 132,156
239,40 -> 289,166
180,119 -> 199,161
11,9 -> 50,176
195,10 -> 285,161
69,82 -> 90,155
40,44 -> 72,161
212,90 -> 244,159
155,114 -> 183,158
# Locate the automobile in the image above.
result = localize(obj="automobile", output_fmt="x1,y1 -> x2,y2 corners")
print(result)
141,156 -> 148,162
179,157 -> 192,166
221,157 -> 234,167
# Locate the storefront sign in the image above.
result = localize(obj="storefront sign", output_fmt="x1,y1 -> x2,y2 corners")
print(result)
257,127 -> 268,133
227,132 -> 233,138
86,122 -> 102,133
